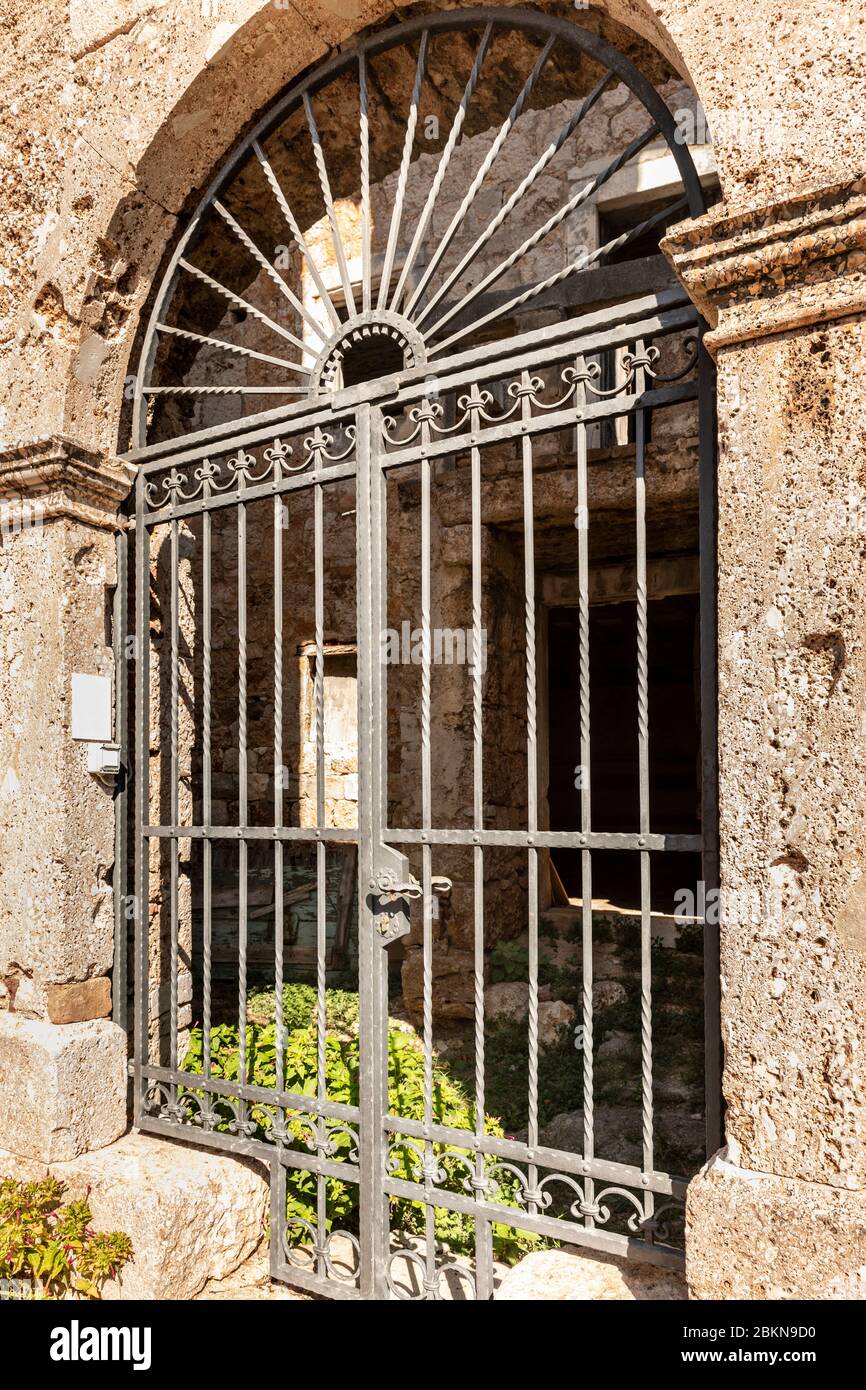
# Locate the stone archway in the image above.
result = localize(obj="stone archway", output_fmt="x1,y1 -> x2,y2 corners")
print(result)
2,0 -> 866,1301
117,5 -> 722,1299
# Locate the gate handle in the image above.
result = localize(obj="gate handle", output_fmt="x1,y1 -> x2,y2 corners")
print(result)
370,870 -> 452,905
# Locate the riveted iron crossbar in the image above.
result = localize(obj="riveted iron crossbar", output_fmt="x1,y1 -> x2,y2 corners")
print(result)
122,7 -> 719,1300
128,288 -> 696,469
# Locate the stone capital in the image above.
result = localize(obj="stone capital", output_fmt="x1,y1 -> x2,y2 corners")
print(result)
662,176 -> 866,352
0,434 -> 134,531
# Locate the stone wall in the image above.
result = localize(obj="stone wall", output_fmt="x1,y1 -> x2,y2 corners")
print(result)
665,176 -> 866,1297
0,439 -> 131,1157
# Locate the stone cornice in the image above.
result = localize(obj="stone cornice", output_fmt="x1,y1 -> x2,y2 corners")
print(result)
0,435 -> 134,530
662,176 -> 866,353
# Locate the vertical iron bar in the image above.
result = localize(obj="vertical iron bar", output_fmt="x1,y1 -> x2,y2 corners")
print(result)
420,339 -> 433,846
422,841 -> 436,1299
356,403 -> 387,1298
238,470 -> 248,1092
356,402 -> 374,1298
473,786 -> 489,1298
133,477 -> 151,1118
470,394 -> 483,908
420,402 -> 437,1298
698,330 -> 723,1156
469,389 -> 489,1293
273,455 -> 285,1102
112,528 -> 128,1031
634,340 -> 654,1214
575,358 -> 595,1229
374,412 -> 392,1294
202,478 -> 213,1081
314,474 -> 327,1279
169,517 -> 179,1080
269,1164 -> 285,1280
521,373 -> 539,1221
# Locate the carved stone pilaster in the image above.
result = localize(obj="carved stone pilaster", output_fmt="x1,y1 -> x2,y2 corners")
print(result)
666,178 -> 866,1282
662,175 -> 866,351
0,433 -> 132,1012
0,435 -> 132,1160
0,434 -> 134,530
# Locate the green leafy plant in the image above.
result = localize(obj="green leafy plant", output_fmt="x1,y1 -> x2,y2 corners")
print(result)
183,996 -> 541,1263
489,939 -> 561,989
246,982 -> 361,1037
489,940 -> 530,983
478,1017 -> 584,1132
0,1177 -> 133,1300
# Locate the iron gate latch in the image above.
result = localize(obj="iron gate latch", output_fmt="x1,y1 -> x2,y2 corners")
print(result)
369,846 -> 451,944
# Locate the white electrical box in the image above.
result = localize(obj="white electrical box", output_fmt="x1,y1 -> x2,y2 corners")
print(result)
87,742 -> 122,776
71,674 -> 113,743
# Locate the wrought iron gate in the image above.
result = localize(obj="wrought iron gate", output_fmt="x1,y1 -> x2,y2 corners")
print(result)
119,9 -> 719,1299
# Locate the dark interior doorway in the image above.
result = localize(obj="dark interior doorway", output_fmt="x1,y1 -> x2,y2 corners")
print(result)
547,593 -> 702,910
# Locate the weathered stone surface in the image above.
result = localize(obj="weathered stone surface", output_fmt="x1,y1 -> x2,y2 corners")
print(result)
594,980 -> 627,1011
402,947 -> 476,1021
196,1241 -> 310,1301
529,1105 -> 705,1172
0,1013 -> 126,1161
597,1028 -> 636,1061
45,977 -> 111,1024
0,441 -> 133,1008
483,987 -> 576,1048
707,315 -> 866,1190
664,178 -> 866,351
484,981 -> 530,1022
0,1132 -> 269,1301
538,1000 -> 576,1048
687,1148 -> 866,1300
495,1246 -> 686,1300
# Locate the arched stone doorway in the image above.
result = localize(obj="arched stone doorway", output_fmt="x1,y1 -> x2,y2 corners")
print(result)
118,7 -> 720,1299
2,0 -> 865,1306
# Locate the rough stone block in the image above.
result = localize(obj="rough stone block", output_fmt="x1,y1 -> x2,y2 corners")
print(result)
485,981 -> 530,1022
495,1246 -> 686,1300
0,1013 -> 126,1161
58,1133 -> 268,1300
0,1132 -> 269,1301
686,1148 -> 866,1299
538,999 -> 576,1048
46,977 -> 111,1024
402,946 -> 476,1021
